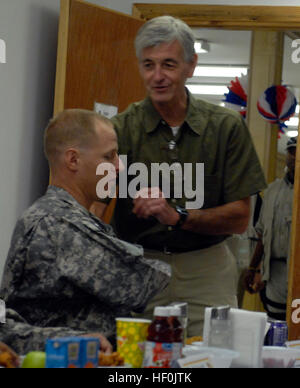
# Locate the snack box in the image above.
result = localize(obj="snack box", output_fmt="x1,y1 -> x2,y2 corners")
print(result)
80,338 -> 100,368
46,337 -> 100,369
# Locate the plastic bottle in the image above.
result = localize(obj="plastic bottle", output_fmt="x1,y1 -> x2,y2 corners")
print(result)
143,307 -> 173,368
168,306 -> 184,363
208,306 -> 233,349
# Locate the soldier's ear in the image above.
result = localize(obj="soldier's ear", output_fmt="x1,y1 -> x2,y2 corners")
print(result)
64,148 -> 80,172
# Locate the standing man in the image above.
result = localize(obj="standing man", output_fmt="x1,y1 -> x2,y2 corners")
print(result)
96,16 -> 267,336
244,137 -> 297,321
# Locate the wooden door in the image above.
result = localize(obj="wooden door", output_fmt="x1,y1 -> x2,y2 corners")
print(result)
55,0 -> 145,114
54,0 -> 146,222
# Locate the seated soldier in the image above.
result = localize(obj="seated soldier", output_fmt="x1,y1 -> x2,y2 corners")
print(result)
0,308 -> 112,355
0,109 -> 170,347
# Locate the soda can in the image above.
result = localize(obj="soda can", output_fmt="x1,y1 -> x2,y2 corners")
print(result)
265,319 -> 288,347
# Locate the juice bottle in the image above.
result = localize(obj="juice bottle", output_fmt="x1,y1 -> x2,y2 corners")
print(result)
168,306 -> 184,363
143,307 -> 173,368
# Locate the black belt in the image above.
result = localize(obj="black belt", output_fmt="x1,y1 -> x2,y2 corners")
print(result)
271,257 -> 287,263
142,242 -> 222,255
146,245 -> 200,255
260,288 -> 286,321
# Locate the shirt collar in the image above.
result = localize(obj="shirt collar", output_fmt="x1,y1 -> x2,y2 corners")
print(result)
47,185 -> 91,216
141,89 -> 206,136
47,185 -> 114,231
141,97 -> 162,134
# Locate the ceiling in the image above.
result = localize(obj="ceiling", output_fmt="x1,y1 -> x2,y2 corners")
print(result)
188,29 -> 300,155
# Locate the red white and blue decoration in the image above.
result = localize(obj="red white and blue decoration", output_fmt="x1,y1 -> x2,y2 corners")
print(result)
223,74 -> 248,118
257,85 -> 298,135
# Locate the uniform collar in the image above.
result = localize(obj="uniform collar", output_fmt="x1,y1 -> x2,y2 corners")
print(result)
142,89 -> 206,136
47,185 -> 91,215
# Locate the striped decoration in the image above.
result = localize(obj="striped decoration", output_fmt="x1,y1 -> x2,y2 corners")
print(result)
223,74 -> 248,117
257,85 -> 298,135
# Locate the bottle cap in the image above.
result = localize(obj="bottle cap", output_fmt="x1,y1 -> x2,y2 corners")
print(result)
168,306 -> 181,317
211,306 -> 230,320
154,306 -> 170,317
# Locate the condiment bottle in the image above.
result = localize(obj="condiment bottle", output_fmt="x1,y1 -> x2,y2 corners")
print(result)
168,306 -> 184,363
143,306 -> 173,368
208,306 -> 233,349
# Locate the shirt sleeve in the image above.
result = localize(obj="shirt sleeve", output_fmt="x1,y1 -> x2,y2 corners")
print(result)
0,309 -> 88,355
55,217 -> 171,313
223,115 -> 267,204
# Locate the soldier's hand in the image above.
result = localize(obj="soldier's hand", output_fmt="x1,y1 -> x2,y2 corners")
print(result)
81,334 -> 113,354
133,187 -> 180,226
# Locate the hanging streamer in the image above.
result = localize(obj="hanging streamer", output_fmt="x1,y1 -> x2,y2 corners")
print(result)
223,74 -> 248,118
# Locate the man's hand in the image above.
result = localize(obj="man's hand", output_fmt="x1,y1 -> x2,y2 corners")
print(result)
244,269 -> 265,294
133,188 -> 180,226
81,334 -> 113,354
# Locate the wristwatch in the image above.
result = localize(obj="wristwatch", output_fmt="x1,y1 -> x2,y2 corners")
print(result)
173,206 -> 189,229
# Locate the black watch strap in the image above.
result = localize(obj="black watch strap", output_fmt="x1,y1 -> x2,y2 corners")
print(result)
174,206 -> 189,229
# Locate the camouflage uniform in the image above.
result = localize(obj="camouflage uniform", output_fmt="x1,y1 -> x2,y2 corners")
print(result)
0,309 -> 87,355
0,186 -> 170,351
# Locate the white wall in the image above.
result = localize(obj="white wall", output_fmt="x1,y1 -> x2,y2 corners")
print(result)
0,0 -> 299,280
0,0 -> 60,279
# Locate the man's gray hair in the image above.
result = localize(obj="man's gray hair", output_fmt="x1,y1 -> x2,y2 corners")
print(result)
135,16 -> 196,63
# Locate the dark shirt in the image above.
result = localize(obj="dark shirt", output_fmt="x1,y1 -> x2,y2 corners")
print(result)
111,92 -> 267,252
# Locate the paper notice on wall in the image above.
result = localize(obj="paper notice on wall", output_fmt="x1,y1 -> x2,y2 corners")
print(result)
94,102 -> 118,119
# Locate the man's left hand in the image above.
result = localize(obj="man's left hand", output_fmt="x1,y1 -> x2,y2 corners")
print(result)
133,187 -> 179,226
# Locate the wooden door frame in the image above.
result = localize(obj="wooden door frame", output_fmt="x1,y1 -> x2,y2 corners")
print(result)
132,4 -> 300,30
133,3 -> 300,340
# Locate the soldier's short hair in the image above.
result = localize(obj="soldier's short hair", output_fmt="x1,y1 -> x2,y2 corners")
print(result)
135,16 -> 196,63
44,109 -> 112,165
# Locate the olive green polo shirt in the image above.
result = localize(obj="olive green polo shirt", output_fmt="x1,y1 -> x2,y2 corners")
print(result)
111,92 -> 267,252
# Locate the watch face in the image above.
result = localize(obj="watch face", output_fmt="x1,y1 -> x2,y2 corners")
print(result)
176,206 -> 187,216
175,206 -> 188,227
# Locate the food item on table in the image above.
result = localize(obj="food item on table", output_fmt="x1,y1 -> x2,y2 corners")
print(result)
22,351 -> 46,369
98,352 -> 125,367
0,343 -> 19,368
46,337 -> 99,368
0,351 -> 18,368
186,336 -> 203,345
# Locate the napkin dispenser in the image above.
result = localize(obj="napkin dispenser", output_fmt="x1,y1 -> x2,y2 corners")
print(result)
203,307 -> 268,368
